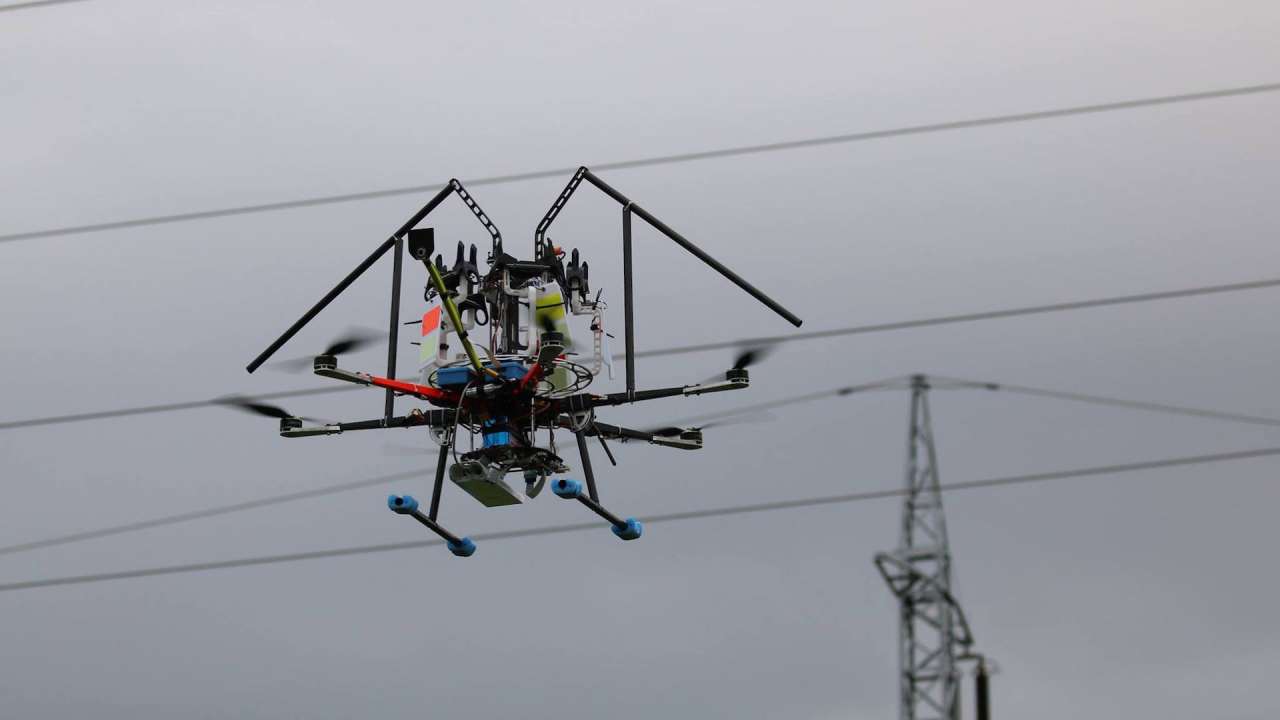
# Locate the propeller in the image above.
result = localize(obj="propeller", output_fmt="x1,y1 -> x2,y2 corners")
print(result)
645,412 -> 778,437
217,395 -> 325,423
701,343 -> 776,384
536,312 -> 582,352
269,327 -> 385,372
319,329 -> 384,357
731,344 -> 775,371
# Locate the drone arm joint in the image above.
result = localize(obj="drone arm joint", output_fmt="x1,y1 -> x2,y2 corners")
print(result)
277,409 -> 453,438
310,361 -> 456,404
586,420 -> 702,450
573,374 -> 748,410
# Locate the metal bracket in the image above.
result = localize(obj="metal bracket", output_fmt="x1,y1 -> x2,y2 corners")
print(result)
449,178 -> 503,256
534,166 -> 589,257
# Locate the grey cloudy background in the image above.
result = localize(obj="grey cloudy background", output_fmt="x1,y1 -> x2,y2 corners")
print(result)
2,1 -> 1278,717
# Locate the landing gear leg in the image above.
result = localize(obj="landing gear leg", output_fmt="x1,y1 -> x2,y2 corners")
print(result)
429,433 -> 449,521
575,430 -> 601,502
387,435 -> 476,556
552,432 -> 642,541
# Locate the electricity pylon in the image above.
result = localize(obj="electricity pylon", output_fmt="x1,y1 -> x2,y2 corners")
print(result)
875,375 -> 980,720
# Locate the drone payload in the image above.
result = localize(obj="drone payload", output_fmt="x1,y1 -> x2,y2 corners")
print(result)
241,167 -> 802,556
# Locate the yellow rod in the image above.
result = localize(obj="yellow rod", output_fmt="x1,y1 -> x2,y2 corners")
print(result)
425,262 -> 496,379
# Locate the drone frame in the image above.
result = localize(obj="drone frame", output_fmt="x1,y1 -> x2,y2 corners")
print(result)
244,167 -> 803,554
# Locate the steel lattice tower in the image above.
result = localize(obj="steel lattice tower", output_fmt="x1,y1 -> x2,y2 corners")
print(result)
875,375 -> 976,720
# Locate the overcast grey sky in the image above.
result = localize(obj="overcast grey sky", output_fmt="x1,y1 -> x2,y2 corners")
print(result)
2,1 -> 1279,718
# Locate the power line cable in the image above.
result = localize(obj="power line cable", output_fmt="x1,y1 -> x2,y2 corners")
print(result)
633,276 -> 1280,359
0,382 -> 904,557
655,372 -> 1280,435
3,82 -> 1277,244
5,274 -> 1279,432
9,370 -> 1276,558
0,386 -> 354,430
658,375 -> 910,427
3,444 -> 1277,592
0,470 -> 421,557
931,374 -> 1280,428
0,0 -> 91,12
10,272 -> 1280,430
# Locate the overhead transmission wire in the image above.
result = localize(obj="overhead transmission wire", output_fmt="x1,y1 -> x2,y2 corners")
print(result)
931,375 -> 1280,428
661,375 -> 910,427
658,373 -> 1280,433
631,276 -> 1280,359
4,444 -> 1279,593
0,386 -> 354,430
0,469 -> 423,557
5,371 -> 1279,559
0,0 -> 90,12
0,380 -> 903,558
2,82 -> 1278,245
0,78 -> 1273,580
5,274 -> 1280,432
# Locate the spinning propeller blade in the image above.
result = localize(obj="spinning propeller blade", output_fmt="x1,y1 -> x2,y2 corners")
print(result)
217,395 -> 324,423
321,328 -> 383,356
537,312 -> 583,352
701,343 -> 776,383
645,412 -> 777,437
269,327 -> 385,372
731,344 -> 775,370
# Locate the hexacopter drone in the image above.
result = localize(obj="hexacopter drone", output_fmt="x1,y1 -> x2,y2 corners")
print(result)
240,167 -> 802,556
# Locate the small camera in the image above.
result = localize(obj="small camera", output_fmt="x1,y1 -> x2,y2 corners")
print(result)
407,227 -> 435,261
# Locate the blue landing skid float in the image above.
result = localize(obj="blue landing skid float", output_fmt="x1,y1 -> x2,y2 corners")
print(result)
387,495 -> 477,557
552,478 -> 643,541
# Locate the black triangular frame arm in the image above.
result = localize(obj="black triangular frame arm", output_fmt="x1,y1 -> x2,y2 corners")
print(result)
244,178 -> 501,419
535,166 -> 803,397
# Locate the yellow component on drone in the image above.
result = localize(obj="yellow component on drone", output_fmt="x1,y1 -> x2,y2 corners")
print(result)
534,287 -> 573,344
535,286 -> 575,391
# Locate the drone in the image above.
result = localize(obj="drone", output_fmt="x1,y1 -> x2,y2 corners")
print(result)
237,167 -> 802,556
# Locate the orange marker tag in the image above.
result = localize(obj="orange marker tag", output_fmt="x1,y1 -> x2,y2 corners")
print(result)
420,305 -> 442,363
